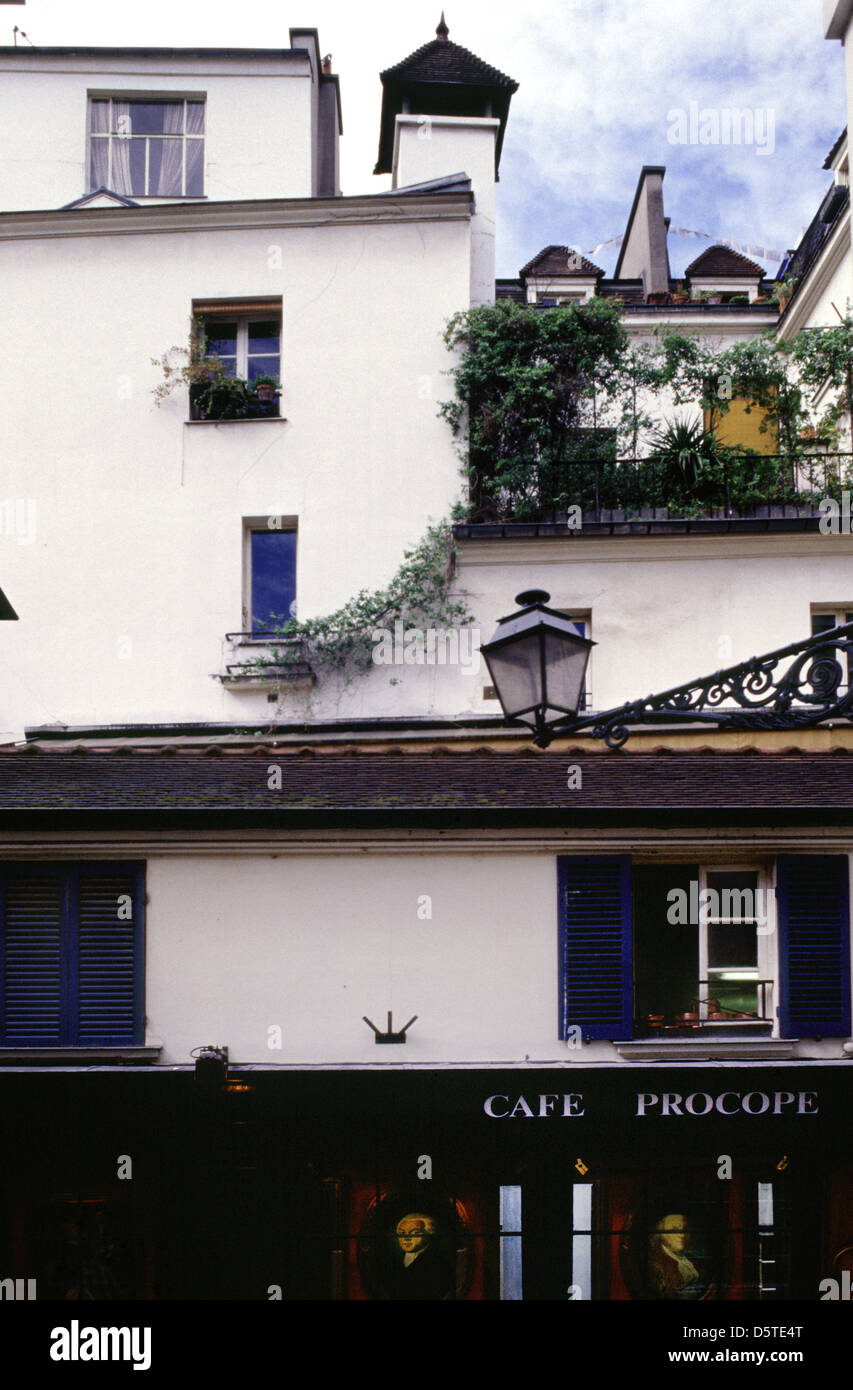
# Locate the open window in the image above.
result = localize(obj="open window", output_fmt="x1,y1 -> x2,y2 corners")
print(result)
633,864 -> 775,1035
191,298 -> 282,420
558,854 -> 851,1043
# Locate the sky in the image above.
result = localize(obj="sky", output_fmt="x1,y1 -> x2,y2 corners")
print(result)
4,0 -> 847,279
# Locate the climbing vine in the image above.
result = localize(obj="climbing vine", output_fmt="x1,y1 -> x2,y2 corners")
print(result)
242,521 -> 473,678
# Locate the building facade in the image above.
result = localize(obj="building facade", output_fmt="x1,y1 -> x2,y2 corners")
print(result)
1,15 -> 852,1303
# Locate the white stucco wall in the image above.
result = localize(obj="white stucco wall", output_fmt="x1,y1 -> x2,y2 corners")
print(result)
0,53 -> 317,211
393,115 -> 499,306
140,845 -> 852,1066
455,532 -> 853,715
0,203 -> 471,733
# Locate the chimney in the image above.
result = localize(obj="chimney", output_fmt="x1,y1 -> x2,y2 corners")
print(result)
613,167 -> 671,299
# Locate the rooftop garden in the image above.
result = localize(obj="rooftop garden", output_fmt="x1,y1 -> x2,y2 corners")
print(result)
440,298 -> 853,523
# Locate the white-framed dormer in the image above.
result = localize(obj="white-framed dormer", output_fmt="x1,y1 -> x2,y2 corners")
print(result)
520,246 -> 603,305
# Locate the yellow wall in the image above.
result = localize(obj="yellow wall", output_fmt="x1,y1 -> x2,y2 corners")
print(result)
705,396 -> 778,453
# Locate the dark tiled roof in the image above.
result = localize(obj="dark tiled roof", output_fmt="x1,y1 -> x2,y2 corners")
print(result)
684,245 -> 764,278
0,749 -> 851,827
519,245 -> 603,278
60,187 -> 139,210
495,279 -> 525,301
824,128 -> 847,170
375,21 -> 517,176
380,30 -> 518,90
778,182 -> 850,314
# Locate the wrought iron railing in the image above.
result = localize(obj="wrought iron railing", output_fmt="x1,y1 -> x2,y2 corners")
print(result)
468,451 -> 853,524
640,979 -> 774,1034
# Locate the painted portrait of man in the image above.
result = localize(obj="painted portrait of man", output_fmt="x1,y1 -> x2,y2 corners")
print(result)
386,1212 -> 454,1300
647,1213 -> 703,1299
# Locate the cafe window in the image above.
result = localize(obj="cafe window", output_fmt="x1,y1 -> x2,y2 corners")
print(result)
558,854 -> 851,1042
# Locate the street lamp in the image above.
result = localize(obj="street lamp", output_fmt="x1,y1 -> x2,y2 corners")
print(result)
481,590 -> 596,748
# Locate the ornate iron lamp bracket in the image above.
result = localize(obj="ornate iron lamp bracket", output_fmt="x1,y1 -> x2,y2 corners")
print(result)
536,621 -> 853,748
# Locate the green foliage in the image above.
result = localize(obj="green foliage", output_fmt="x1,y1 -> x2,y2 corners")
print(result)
441,302 -> 853,521
193,374 -> 259,420
441,298 -> 628,520
246,521 -> 471,676
151,316 -> 226,407
772,276 -> 798,305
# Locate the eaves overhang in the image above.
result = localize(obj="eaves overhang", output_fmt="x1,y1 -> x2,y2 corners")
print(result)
0,188 -> 474,243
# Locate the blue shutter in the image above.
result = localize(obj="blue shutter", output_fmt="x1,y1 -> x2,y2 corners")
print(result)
76,870 -> 142,1045
0,873 -> 64,1045
558,855 -> 633,1040
777,855 -> 851,1037
0,864 -> 143,1047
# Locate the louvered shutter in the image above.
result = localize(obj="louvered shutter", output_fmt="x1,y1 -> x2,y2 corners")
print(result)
558,855 -> 633,1040
777,855 -> 851,1037
1,874 -> 64,1044
76,870 -> 141,1045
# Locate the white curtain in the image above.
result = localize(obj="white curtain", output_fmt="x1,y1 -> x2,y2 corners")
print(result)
110,100 -> 132,195
154,103 -> 184,196
89,101 -> 109,190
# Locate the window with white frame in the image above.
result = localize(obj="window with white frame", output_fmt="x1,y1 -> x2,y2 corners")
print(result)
201,313 -> 281,386
811,607 -> 853,696
633,861 -> 776,1033
89,97 -> 204,197
483,611 -> 592,709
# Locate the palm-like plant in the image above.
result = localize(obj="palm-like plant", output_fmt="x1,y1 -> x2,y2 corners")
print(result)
645,417 -> 722,505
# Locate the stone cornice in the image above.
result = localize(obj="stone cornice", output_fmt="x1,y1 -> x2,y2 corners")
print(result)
0,190 -> 474,242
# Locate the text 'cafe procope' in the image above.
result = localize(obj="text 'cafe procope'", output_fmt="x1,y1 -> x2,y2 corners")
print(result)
483,1091 -> 820,1118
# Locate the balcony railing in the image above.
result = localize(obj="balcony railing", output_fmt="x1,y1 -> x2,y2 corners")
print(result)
466,451 -> 853,525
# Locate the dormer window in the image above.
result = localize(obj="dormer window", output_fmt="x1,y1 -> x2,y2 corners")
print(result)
89,98 -> 204,198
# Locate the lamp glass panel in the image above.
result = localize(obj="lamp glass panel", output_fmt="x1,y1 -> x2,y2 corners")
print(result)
484,631 -> 545,715
542,630 -> 591,714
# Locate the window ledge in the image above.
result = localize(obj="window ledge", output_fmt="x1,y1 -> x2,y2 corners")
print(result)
614,1039 -> 797,1061
185,416 -> 287,427
0,1046 -> 162,1065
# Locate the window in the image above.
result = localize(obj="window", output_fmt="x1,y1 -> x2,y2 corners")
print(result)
811,608 -> 853,697
558,854 -> 851,1042
0,864 -> 144,1047
191,300 -> 282,420
558,613 -> 592,711
244,522 -> 297,637
202,317 -> 281,385
89,98 -> 204,197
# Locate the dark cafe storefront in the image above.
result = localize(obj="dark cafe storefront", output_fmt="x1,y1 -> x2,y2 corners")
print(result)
0,1062 -> 851,1300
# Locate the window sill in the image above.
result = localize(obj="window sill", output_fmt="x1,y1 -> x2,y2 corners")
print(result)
185,416 -> 287,427
0,1046 -> 162,1065
614,1038 -> 796,1061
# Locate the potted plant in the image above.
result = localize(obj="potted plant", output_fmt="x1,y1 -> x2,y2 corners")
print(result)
772,276 -> 797,312
194,373 -> 256,421
152,316 -> 228,411
253,373 -> 280,404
